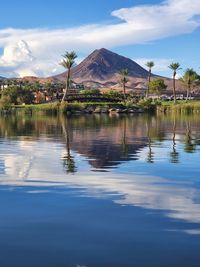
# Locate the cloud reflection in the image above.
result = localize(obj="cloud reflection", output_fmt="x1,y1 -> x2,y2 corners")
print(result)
0,138 -> 200,230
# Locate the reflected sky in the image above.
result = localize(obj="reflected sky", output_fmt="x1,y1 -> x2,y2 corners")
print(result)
0,114 -> 200,228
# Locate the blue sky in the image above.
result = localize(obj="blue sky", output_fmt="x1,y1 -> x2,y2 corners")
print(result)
0,0 -> 200,78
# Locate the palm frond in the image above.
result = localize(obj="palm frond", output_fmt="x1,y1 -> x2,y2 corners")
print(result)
146,61 -> 154,69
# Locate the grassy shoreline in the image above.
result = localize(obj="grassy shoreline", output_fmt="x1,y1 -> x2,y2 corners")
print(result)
0,101 -> 156,115
1,100 -> 200,115
158,101 -> 200,114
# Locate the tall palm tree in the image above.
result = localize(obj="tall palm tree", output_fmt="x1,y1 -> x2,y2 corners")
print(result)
169,62 -> 181,104
145,61 -> 154,98
60,51 -> 77,102
180,68 -> 198,101
119,69 -> 129,99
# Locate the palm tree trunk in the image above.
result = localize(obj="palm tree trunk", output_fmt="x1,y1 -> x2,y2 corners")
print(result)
189,82 -> 191,99
173,73 -> 176,104
62,68 -> 70,102
123,82 -> 126,99
146,70 -> 151,98
186,84 -> 189,102
186,80 -> 191,102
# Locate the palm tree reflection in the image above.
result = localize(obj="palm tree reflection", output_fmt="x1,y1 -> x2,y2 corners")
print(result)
184,121 -> 196,153
121,118 -> 128,157
170,118 -> 179,163
146,117 -> 154,163
61,118 -> 77,174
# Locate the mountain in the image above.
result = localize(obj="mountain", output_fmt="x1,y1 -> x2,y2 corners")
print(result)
52,48 -> 154,89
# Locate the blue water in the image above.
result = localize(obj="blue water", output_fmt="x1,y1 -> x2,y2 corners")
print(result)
0,114 -> 200,267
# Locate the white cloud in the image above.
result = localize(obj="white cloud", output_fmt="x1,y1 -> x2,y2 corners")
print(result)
0,0 -> 200,77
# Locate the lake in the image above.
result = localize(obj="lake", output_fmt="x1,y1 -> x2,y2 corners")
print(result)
0,113 -> 200,267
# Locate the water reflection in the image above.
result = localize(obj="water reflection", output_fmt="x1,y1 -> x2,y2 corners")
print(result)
61,117 -> 77,174
0,113 -> 200,228
170,117 -> 179,163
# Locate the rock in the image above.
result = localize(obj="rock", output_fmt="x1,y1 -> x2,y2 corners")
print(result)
109,108 -> 116,112
74,110 -> 83,114
136,109 -> 145,113
116,109 -> 127,113
93,108 -> 101,113
84,108 -> 94,114
101,108 -> 109,113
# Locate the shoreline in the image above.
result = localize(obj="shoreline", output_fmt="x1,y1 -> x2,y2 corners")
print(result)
1,100 -> 200,115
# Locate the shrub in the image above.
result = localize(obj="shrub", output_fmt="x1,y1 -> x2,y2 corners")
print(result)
2,86 -> 34,104
149,79 -> 167,94
0,95 -> 12,110
80,89 -> 101,95
103,90 -> 122,98
138,98 -> 155,110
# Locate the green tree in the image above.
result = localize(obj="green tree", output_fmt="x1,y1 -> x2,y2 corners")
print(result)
180,69 -> 199,101
0,95 -> 12,109
45,83 -> 54,97
119,69 -> 129,99
149,79 -> 167,95
104,90 -> 122,98
60,51 -> 77,102
80,89 -> 100,95
169,62 -> 181,104
2,85 -> 34,105
146,61 -> 154,98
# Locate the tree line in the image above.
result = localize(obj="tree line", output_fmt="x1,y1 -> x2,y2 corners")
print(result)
59,51 -> 200,103
1,51 -> 200,106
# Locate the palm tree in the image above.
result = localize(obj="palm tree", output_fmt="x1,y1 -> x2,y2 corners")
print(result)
60,51 -> 77,102
180,68 -> 198,101
119,69 -> 129,99
145,61 -> 154,98
169,63 -> 181,104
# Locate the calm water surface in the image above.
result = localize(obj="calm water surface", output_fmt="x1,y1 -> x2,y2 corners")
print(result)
0,113 -> 200,267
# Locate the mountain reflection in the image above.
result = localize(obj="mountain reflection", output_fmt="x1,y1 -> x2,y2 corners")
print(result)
0,113 -> 200,169
0,114 -> 200,227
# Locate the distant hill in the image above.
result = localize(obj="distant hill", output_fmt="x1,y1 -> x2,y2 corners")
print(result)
4,48 -> 185,92
52,48 -> 153,89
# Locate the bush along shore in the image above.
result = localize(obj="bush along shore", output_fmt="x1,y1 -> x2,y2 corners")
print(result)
0,99 -> 157,115
1,100 -> 200,115
157,101 -> 200,114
